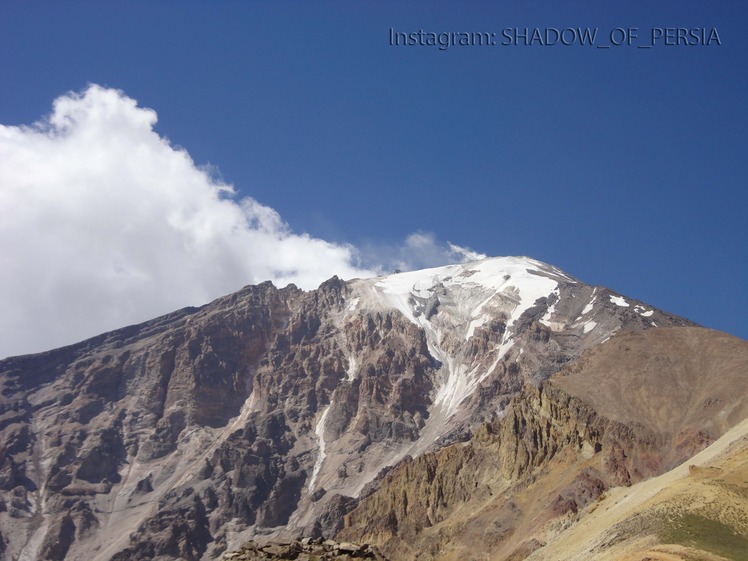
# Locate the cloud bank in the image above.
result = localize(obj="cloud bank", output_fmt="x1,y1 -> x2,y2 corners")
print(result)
0,86 -> 482,358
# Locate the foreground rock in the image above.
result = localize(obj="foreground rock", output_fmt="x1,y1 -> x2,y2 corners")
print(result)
221,538 -> 388,561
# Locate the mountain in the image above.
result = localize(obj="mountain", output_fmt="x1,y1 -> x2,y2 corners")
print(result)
0,256 -> 745,561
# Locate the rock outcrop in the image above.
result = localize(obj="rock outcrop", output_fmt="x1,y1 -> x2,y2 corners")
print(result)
220,538 -> 388,561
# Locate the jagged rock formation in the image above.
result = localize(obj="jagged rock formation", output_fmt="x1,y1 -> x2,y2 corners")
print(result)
0,256 -> 744,561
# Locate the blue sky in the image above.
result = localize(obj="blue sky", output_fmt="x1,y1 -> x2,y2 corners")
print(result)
0,1 -> 746,356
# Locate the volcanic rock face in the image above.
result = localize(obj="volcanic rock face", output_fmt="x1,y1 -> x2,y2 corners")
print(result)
0,256 -> 744,561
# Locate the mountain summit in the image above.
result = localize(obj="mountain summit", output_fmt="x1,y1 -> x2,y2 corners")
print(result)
1,256 -> 746,561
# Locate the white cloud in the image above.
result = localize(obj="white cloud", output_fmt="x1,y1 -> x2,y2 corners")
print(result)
0,85 -> 484,359
360,232 -> 487,273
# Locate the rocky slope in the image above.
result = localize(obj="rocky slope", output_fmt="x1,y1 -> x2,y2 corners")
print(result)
0,256 -> 741,561
337,327 -> 748,560
525,415 -> 748,561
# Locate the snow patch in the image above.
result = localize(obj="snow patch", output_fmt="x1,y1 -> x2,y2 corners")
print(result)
581,288 -> 597,316
428,335 -> 479,415
634,304 -> 654,317
466,314 -> 489,339
539,287 -> 560,327
609,295 -> 629,307
583,320 -> 597,334
496,337 -> 515,363
346,356 -> 357,381
505,281 -> 557,333
308,406 -> 331,491
477,355 -> 502,384
600,326 -> 621,344
346,297 -> 359,312
434,359 -> 473,414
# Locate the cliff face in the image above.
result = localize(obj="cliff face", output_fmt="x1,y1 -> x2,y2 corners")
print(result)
1,257 -> 740,561
0,280 -> 305,561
